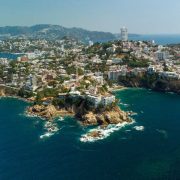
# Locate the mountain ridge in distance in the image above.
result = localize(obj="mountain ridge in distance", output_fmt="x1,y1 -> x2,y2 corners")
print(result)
0,24 -> 140,43
0,24 -> 117,43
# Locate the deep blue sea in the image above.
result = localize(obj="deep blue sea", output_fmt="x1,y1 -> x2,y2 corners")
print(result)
1,89 -> 180,179
129,34 -> 180,45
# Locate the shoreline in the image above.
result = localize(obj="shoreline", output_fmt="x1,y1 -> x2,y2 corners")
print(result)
27,104 -> 74,121
110,85 -> 128,92
0,90 -> 135,142
0,95 -> 32,103
27,109 -> 74,120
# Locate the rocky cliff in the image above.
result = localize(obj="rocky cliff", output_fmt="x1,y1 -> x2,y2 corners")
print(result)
118,74 -> 180,94
81,106 -> 131,126
0,89 -> 5,97
27,102 -> 132,128
0,85 -> 19,96
27,104 -> 74,120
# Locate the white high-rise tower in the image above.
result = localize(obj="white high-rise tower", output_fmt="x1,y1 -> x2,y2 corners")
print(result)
121,27 -> 128,41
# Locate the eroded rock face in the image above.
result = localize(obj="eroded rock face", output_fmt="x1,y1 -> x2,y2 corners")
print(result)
106,111 -> 121,124
28,103 -> 132,128
0,89 -> 5,97
88,131 -> 103,138
96,114 -> 106,125
28,105 -> 58,120
81,106 -> 131,126
82,112 -> 98,125
31,105 -> 45,113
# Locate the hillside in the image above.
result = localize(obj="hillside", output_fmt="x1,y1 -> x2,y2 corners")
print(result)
0,24 -> 116,43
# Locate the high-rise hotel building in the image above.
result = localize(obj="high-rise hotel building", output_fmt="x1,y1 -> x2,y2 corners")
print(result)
121,27 -> 128,41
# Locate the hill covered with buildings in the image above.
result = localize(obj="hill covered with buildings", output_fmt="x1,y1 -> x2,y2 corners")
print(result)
1,35 -> 180,140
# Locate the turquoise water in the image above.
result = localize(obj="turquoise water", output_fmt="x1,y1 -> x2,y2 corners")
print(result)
1,89 -> 180,179
0,53 -> 23,60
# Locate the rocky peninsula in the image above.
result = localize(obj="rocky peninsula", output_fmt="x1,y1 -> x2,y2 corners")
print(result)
0,85 -> 132,141
27,100 -> 132,141
27,104 -> 73,120
27,102 -> 131,126
81,106 -> 131,126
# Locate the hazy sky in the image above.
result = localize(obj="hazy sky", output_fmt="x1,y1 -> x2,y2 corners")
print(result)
0,0 -> 180,34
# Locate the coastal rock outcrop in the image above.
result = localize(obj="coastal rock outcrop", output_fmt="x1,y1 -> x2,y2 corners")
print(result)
118,74 -> 180,94
27,99 -> 132,142
81,106 -> 131,126
0,89 -> 5,97
27,98 -> 132,142
82,112 -> 98,125
27,104 -> 74,120
28,105 -> 59,120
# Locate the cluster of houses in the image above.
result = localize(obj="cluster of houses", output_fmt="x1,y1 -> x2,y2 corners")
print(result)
107,41 -> 180,81
1,37 -> 180,107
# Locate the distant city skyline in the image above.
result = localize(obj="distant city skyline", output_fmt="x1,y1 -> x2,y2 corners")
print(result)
0,0 -> 180,34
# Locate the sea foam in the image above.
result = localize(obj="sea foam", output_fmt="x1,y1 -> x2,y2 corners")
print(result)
80,121 -> 134,143
133,126 -> 145,131
40,132 -> 54,139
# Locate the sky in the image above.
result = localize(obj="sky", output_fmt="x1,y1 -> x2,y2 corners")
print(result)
0,0 -> 180,34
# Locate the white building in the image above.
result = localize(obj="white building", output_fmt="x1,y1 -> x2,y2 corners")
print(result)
108,71 -> 121,81
112,58 -> 123,64
121,27 -> 128,41
89,41 -> 94,47
0,58 -> 8,66
69,86 -> 81,96
108,69 -> 127,81
86,94 -> 115,107
147,65 -> 156,74
25,74 -> 38,91
11,74 -> 19,86
156,51 -> 169,61
69,90 -> 81,96
95,76 -> 104,85
159,72 -> 180,79
86,94 -> 102,107
101,95 -> 116,106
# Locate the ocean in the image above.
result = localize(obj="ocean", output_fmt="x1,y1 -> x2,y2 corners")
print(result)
1,89 -> 180,179
1,36 -> 180,179
0,53 -> 23,60
129,34 -> 180,45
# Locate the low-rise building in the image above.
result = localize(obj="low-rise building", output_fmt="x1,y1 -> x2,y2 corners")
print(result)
86,94 -> 102,107
108,68 -> 127,80
156,51 -> 169,61
25,74 -> 38,91
101,95 -> 115,106
147,65 -> 156,74
159,71 -> 180,79
86,94 -> 115,107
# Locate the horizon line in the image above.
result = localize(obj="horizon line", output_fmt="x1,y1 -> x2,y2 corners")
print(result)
0,23 -> 180,35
